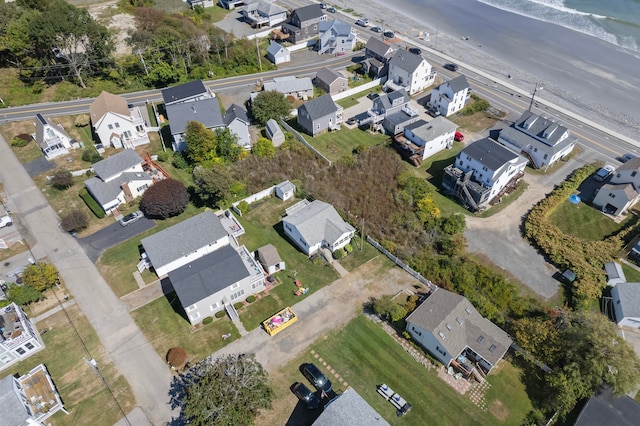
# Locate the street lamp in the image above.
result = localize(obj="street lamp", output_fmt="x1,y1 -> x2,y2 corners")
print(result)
528,82 -> 543,112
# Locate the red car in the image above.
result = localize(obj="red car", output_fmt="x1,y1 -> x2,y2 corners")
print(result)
455,131 -> 464,142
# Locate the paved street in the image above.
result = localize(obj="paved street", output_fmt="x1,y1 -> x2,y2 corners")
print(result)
78,216 -> 156,262
0,136 -> 175,425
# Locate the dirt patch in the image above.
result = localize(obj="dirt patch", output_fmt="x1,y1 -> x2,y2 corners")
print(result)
489,399 -> 510,421
88,2 -> 136,57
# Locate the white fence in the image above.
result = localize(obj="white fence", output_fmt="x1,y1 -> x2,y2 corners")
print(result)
279,119 -> 332,165
232,186 -> 276,211
287,40 -> 318,52
246,28 -> 274,40
332,77 -> 385,102
71,168 -> 91,177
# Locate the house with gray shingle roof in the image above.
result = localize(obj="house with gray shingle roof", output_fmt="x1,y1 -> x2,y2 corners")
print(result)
428,75 -> 471,117
32,113 -> 77,160
282,199 -> 355,256
161,80 -> 213,106
241,0 -> 287,28
386,50 -> 436,95
84,149 -> 153,214
315,67 -> 347,95
396,117 -> 458,164
282,4 -> 326,44
406,288 -> 513,375
362,37 -> 396,78
312,388 -> 389,426
263,76 -> 314,100
366,88 -> 419,135
317,19 -> 356,55
141,210 -> 229,277
165,97 -> 225,152
442,138 -> 527,211
266,41 -> 291,65
297,94 -> 343,136
497,110 -> 576,169
593,158 -> 640,217
225,103 -> 251,149
611,282 -> 640,328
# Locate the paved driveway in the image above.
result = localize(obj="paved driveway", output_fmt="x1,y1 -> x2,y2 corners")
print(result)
23,157 -> 55,178
78,216 -> 156,262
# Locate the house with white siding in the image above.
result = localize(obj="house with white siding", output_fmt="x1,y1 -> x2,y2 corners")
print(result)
394,117 -> 457,165
90,91 -> 149,149
32,114 -> 78,160
593,158 -> 640,217
428,75 -> 471,117
317,19 -> 356,55
0,303 -> 43,372
224,103 -> 251,150
386,50 -> 436,95
266,41 -> 291,65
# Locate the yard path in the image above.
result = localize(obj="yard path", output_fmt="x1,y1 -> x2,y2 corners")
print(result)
463,156 -> 584,299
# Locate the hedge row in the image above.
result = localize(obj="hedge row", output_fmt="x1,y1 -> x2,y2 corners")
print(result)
79,188 -> 105,219
522,164 -> 633,307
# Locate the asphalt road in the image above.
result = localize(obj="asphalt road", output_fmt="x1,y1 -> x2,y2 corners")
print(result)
78,216 -> 155,262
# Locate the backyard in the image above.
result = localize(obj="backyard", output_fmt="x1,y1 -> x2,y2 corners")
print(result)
257,315 -> 532,426
548,199 -> 636,241
0,306 -> 134,426
306,126 -> 390,163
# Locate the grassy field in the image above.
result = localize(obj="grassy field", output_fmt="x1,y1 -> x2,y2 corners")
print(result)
0,306 -> 135,426
308,127 -> 390,162
621,262 -> 640,282
548,199 -> 635,241
131,292 -> 239,364
258,315 -> 532,426
336,85 -> 383,109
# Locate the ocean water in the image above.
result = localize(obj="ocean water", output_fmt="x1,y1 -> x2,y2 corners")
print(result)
476,0 -> 640,53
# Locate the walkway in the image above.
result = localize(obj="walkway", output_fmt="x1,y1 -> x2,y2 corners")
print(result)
32,300 -> 76,324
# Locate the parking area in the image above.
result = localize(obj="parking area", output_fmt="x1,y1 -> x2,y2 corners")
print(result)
77,215 -> 155,262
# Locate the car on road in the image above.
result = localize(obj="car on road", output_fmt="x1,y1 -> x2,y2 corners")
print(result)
443,63 -> 459,71
0,215 -> 12,229
119,212 -> 141,226
302,363 -> 332,393
319,2 -> 327,9
408,47 -> 422,55
327,6 -> 336,13
292,382 -> 321,409
620,153 -> 637,163
356,18 -> 369,27
367,92 -> 380,100
594,165 -> 615,182
454,131 -> 464,142
383,30 -> 395,39
370,26 -> 382,33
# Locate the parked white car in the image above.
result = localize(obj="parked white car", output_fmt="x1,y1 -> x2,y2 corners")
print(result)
0,215 -> 12,229
356,18 -> 369,27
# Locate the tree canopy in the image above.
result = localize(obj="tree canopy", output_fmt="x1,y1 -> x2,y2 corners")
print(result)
192,165 -> 233,207
139,178 -> 189,218
176,354 -> 273,426
21,262 -> 59,292
251,91 -> 292,126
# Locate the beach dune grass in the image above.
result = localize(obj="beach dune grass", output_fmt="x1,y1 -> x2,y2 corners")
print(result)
548,199 -> 635,241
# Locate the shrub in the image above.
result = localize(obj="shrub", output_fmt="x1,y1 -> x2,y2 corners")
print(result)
60,209 -> 88,233
246,295 -> 257,303
333,249 -> 346,259
344,243 -> 353,253
460,94 -> 490,116
79,188 -> 106,218
233,302 -> 244,310
50,169 -> 73,190
166,347 -> 188,367
172,153 -> 190,169
157,152 -> 169,162
74,114 -> 90,127
215,310 -> 226,318
5,283 -> 44,305
237,201 -> 250,214
82,147 -> 102,164
11,137 -> 30,147
139,179 -> 189,219
202,316 -> 213,325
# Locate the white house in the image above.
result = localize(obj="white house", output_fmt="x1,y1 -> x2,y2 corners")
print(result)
386,50 -> 436,96
428,75 -> 471,117
84,149 -> 154,214
274,180 -> 295,201
497,110 -> 577,169
266,118 -> 285,146
32,113 -> 77,160
442,137 -> 527,211
406,288 -> 512,375
224,104 -> 251,150
282,199 -> 355,256
611,282 -> 640,328
256,244 -> 285,275
266,41 -> 291,65
0,364 -> 67,424
90,91 -> 149,149
241,0 -> 287,28
593,158 -> 640,216
0,303 -> 43,372
317,19 -> 356,55
394,117 -> 457,165
141,210 -> 230,277
264,76 -> 314,100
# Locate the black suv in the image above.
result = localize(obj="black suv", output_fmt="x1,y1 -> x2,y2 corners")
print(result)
443,63 -> 459,71
292,382 -> 321,409
302,363 -> 332,393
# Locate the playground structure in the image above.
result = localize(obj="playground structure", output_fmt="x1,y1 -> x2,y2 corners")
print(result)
262,307 -> 297,336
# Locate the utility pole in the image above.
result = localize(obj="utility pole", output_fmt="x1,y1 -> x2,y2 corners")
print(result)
255,36 -> 262,73
360,217 -> 365,251
137,50 -> 149,76
528,82 -> 543,111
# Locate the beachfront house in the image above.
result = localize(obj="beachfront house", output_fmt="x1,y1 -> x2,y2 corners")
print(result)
89,91 -> 150,149
442,137 -> 527,211
365,89 -> 419,135
241,0 -> 287,28
386,50 -> 436,95
224,103 -> 252,150
282,199 -> 355,257
393,117 -> 458,166
497,110 -> 577,169
32,113 -> 78,160
315,67 -> 348,95
84,149 -> 155,214
0,303 -> 43,372
281,4 -> 326,45
297,94 -> 343,136
406,288 -> 512,376
263,76 -> 314,100
592,158 -> 640,216
361,37 -> 396,78
266,41 -> 291,64
317,19 -> 356,55
428,75 -> 471,117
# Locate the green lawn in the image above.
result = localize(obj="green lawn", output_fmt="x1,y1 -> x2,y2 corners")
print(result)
338,239 -> 381,272
0,306 -> 135,426
336,85 -> 383,109
548,200 -> 635,241
131,292 -> 240,364
621,263 -> 640,282
307,127 -> 390,162
268,316 -> 531,425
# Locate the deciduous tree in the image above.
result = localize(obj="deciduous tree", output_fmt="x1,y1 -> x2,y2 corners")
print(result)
192,165 -> 233,207
50,169 -> 73,190
60,209 -> 88,233
5,283 -> 44,306
214,128 -> 242,163
251,91 -> 292,126
22,262 -> 59,292
139,179 -> 189,218
252,137 -> 275,158
185,121 -> 217,165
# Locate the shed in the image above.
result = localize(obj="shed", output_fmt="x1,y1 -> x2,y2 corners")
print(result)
256,244 -> 285,275
561,269 -> 576,284
275,180 -> 295,201
266,119 -> 285,146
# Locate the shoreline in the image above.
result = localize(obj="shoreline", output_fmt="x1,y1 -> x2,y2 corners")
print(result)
332,0 -> 640,142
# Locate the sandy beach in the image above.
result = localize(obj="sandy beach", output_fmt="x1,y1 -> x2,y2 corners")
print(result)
331,0 -> 640,141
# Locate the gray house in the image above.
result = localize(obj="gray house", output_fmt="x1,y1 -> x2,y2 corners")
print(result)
264,76 -> 314,100
361,37 -> 396,78
266,41 -> 291,65
611,282 -> 640,328
297,94 -> 343,136
224,103 -> 251,149
315,67 -> 348,95
312,388 -> 389,426
406,288 -> 512,375
161,80 -> 212,106
282,4 -> 326,44
166,98 -> 225,151
266,118 -> 285,146
366,89 -> 418,135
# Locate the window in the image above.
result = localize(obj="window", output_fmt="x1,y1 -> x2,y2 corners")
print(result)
187,304 -> 197,312
633,171 -> 638,177
210,302 -> 219,311
482,166 -> 488,171
252,281 -> 262,289
16,348 -> 26,355
108,124 -> 113,130
446,323 -> 452,330
489,344 -> 497,352
543,154 -> 548,159
465,307 -> 472,314
189,312 -> 201,321
455,317 -> 463,325
438,331 -> 445,339
466,155 -> 471,161
115,122 -> 120,128
25,342 -> 34,350
609,193 -> 616,199
136,184 -> 148,192
0,354 -> 11,364
231,282 -> 240,290
533,147 -> 538,152
231,289 -> 245,300
477,335 -> 485,343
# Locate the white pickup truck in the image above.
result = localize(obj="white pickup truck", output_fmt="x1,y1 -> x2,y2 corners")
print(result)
0,215 -> 12,229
